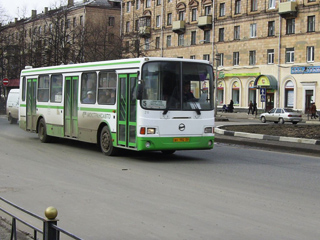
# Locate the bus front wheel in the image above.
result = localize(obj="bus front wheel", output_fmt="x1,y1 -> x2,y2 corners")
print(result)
38,118 -> 51,143
100,126 -> 118,156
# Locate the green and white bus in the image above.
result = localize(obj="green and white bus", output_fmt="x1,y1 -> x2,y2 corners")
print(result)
19,57 -> 215,155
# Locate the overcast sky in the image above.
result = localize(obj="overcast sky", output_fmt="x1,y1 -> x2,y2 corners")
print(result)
1,0 -> 67,20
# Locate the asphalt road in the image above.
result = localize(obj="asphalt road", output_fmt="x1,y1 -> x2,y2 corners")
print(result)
0,117 -> 320,240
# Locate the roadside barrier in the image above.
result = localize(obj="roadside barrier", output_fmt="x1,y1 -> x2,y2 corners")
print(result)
0,196 -> 82,240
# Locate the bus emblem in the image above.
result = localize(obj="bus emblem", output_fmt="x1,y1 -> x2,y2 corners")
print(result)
179,123 -> 185,131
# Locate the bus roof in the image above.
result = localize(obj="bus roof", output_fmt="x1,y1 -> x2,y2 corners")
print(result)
20,57 -> 211,76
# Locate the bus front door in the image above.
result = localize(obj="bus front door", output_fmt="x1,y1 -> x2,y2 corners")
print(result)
117,73 -> 137,148
26,78 -> 37,131
64,76 -> 79,138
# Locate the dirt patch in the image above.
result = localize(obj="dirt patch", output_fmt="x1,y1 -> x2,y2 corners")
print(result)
220,124 -> 320,140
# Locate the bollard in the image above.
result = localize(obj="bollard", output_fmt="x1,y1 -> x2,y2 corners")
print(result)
44,206 -> 58,240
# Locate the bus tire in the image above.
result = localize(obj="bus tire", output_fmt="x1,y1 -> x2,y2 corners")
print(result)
38,118 -> 51,143
100,126 -> 118,156
161,150 -> 176,155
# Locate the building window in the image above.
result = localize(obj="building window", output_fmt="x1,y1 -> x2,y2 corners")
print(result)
217,81 -> 224,105
146,0 -> 151,8
286,19 -> 295,34
219,28 -> 224,42
80,16 -> 83,26
109,17 -> 115,26
191,31 -> 196,45
167,35 -> 171,47
156,15 -> 161,27
268,21 -> 275,36
220,3 -> 225,17
135,19 -> 139,31
235,0 -> 241,14
308,0 -> 316,2
233,52 -> 239,66
145,38 -> 150,50
203,54 -> 210,61
249,51 -> 256,65
190,55 -> 196,59
167,13 -> 172,25
156,37 -> 160,49
178,34 -> 184,46
157,0 -> 161,5
218,53 -> 224,67
126,2 -> 131,12
286,48 -> 294,63
232,81 -> 240,105
307,16 -> 315,32
267,49 -> 274,64
285,81 -> 294,108
234,26 -> 240,40
268,0 -> 275,9
205,6 -> 211,15
179,11 -> 185,20
251,0 -> 257,11
126,21 -> 130,33
192,8 -> 197,21
307,46 -> 314,62
136,0 -> 140,9
248,81 -> 256,105
204,30 -> 210,42
250,23 -> 257,38
73,17 -> 76,27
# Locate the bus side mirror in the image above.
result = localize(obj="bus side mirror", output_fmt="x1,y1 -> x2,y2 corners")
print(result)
136,81 -> 144,100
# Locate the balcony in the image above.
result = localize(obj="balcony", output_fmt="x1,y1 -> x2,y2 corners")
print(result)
139,26 -> 151,38
198,15 -> 212,30
279,1 -> 297,17
172,21 -> 185,33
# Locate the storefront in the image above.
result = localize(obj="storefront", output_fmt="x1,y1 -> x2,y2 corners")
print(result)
254,75 -> 278,112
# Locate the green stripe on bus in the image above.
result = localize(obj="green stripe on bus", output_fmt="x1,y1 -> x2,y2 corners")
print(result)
79,107 -> 116,113
37,105 -> 64,109
22,61 -> 141,74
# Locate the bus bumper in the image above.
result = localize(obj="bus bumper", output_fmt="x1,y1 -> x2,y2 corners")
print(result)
136,136 -> 214,151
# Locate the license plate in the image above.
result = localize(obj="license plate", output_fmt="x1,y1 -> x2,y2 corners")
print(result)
173,138 -> 190,142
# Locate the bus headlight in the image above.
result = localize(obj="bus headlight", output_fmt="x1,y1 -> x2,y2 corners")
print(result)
208,140 -> 213,146
147,128 -> 156,134
145,141 -> 151,148
204,127 -> 213,133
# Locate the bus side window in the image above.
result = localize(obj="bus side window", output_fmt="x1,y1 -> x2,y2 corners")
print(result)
50,74 -> 63,103
38,75 -> 49,102
98,71 -> 116,105
81,72 -> 97,104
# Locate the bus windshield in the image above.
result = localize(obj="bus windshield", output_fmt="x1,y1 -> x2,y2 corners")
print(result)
141,61 -> 213,111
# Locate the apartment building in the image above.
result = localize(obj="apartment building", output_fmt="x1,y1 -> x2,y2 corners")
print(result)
0,0 -> 121,81
122,0 -> 319,113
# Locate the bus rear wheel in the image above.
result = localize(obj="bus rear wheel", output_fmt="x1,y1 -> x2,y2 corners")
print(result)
100,126 -> 118,156
38,118 -> 51,143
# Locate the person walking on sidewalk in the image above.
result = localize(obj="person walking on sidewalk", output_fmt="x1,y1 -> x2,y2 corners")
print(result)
248,101 -> 253,115
229,99 -> 234,113
310,103 -> 318,119
252,102 -> 257,116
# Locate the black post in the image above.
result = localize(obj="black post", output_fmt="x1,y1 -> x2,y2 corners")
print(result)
43,220 -> 58,240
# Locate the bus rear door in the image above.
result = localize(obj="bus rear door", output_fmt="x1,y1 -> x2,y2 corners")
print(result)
26,78 -> 37,131
117,73 -> 138,148
64,76 -> 79,138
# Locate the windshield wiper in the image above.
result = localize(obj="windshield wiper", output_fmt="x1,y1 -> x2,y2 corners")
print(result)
190,101 -> 201,115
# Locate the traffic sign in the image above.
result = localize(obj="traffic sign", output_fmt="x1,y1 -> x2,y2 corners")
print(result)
260,88 -> 266,95
2,78 -> 9,86
261,95 -> 266,102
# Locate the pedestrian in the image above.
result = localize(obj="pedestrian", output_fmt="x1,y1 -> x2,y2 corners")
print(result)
248,100 -> 253,115
229,99 -> 234,113
310,102 -> 317,119
252,102 -> 257,115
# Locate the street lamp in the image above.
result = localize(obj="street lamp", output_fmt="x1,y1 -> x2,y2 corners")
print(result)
214,54 -> 220,118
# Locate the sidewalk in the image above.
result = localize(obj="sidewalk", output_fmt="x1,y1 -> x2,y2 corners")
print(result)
214,111 -> 320,156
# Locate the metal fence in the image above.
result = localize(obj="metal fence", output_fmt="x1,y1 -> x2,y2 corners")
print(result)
0,196 -> 82,240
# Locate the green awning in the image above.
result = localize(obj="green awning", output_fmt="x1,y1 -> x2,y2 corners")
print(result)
254,75 -> 278,90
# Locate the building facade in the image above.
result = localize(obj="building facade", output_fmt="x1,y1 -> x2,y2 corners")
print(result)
122,0 -> 319,113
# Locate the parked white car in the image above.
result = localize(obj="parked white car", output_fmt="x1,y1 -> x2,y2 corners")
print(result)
260,108 -> 302,124
6,89 -> 19,124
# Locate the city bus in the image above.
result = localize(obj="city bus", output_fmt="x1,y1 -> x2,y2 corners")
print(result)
19,57 -> 215,155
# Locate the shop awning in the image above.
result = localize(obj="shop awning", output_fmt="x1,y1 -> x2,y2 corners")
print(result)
254,75 -> 278,90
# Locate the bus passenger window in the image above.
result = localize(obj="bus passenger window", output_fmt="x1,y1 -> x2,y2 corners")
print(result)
38,75 -> 49,102
98,71 -> 116,105
50,74 -> 62,102
81,72 -> 97,104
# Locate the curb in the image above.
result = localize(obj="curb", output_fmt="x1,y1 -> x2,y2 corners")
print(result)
215,125 -> 320,145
